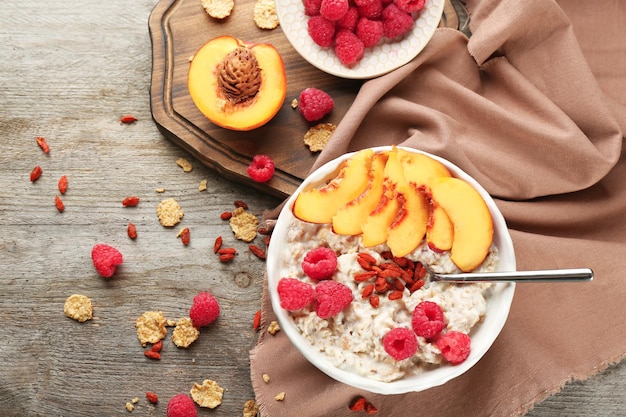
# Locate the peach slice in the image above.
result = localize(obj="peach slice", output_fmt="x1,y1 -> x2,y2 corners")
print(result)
292,149 -> 374,224
188,36 -> 287,131
397,148 -> 451,185
332,152 -> 387,235
385,153 -> 429,258
425,177 -> 494,272
360,179 -> 399,247
426,203 -> 454,252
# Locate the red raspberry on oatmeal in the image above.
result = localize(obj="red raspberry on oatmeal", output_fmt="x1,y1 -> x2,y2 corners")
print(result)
315,280 -> 353,319
383,327 -> 418,360
278,278 -> 316,310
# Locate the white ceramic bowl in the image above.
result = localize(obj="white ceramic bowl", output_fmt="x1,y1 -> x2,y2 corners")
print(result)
274,0 -> 445,79
266,146 -> 516,394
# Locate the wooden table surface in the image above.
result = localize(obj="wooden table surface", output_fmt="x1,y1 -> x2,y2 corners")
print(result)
1,1 -> 624,416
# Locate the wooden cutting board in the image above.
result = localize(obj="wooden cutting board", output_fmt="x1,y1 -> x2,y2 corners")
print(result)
148,0 -> 465,198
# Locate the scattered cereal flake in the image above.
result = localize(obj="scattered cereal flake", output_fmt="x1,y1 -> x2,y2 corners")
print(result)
229,207 -> 258,242
243,399 -> 259,417
190,379 -> 224,409
189,54 -> 195,62
155,187 -> 166,193
172,317 -> 200,348
253,0 -> 279,29
268,320 -> 281,335
176,157 -> 193,172
166,319 -> 177,327
131,397 -> 139,404
201,0 -> 234,19
262,373 -> 270,383
156,198 -> 184,227
304,123 -> 336,152
198,179 -> 207,192
64,294 -> 93,322
125,402 -> 134,412
291,98 -> 298,109
136,311 -> 167,347
275,392 -> 285,401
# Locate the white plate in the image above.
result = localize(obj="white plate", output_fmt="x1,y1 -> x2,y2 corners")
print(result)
266,146 -> 516,394
275,0 -> 445,79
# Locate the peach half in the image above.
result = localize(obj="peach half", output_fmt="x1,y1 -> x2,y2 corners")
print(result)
425,177 -> 494,272
188,36 -> 287,131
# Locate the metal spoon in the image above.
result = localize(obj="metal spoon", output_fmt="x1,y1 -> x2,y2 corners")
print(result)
428,268 -> 594,283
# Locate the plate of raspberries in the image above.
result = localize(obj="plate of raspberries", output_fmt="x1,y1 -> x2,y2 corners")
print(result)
275,0 -> 445,78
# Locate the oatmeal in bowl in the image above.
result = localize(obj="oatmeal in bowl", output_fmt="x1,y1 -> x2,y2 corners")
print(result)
266,146 -> 515,394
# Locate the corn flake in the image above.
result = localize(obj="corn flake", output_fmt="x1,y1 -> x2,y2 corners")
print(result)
253,0 -> 279,29
201,0 -> 234,19
176,157 -> 193,172
64,294 -> 93,322
304,123 -> 336,152
229,207 -> 258,242
198,179 -> 207,192
156,198 -> 184,227
243,399 -> 259,417
268,320 -> 281,335
136,311 -> 167,347
172,317 -> 200,348
190,379 -> 224,409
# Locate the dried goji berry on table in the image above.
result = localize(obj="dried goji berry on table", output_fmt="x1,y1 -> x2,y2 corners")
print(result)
30,165 -> 42,182
349,396 -> 367,411
217,247 -> 237,255
122,196 -> 140,207
127,223 -> 137,239
249,244 -> 266,260
253,309 -> 261,331
146,391 -> 158,404
213,236 -> 223,253
178,227 -> 190,245
36,136 -> 50,154
120,115 -> 137,124
151,340 -> 162,352
58,175 -> 68,194
144,350 -> 160,360
233,200 -> 248,209
365,401 -> 378,414
55,195 -> 65,212
219,253 -> 235,263
220,211 -> 232,220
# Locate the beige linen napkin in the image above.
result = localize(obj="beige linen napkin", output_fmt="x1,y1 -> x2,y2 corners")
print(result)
250,0 -> 626,415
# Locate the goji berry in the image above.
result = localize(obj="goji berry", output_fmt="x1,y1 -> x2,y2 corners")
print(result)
361,283 -> 374,299
146,391 -> 158,404
36,136 -> 50,154
388,290 -> 403,300
218,247 -> 237,255
365,401 -> 378,414
30,165 -> 42,182
354,271 -> 377,282
151,340 -> 162,352
264,235 -> 271,247
257,227 -> 270,235
122,196 -> 140,207
213,236 -> 223,253
144,350 -> 160,360
178,227 -> 190,245
249,244 -> 266,260
409,279 -> 425,293
219,253 -> 235,263
58,175 -> 68,194
369,294 -> 380,308
357,252 -> 376,270
120,115 -> 137,124
55,195 -> 65,213
127,223 -> 137,239
253,309 -> 261,331
220,211 -> 232,220
349,396 -> 367,411
233,200 -> 248,209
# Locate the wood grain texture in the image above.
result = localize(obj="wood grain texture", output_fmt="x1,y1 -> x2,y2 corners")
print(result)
0,0 -> 624,416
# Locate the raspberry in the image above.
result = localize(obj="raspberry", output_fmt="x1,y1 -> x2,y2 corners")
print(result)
247,154 -> 275,183
91,244 -> 123,278
411,301 -> 445,339
334,29 -> 365,67
356,17 -> 384,48
307,15 -> 336,48
395,0 -> 425,13
336,6 -> 359,32
277,278 -> 316,310
189,291 -> 220,328
315,280 -> 353,319
357,0 -> 383,20
383,327 -> 418,361
298,88 -> 334,122
382,3 -> 414,39
304,0 -> 323,16
301,247 -> 337,280
166,393 -> 197,417
320,0 -> 349,21
436,331 -> 471,365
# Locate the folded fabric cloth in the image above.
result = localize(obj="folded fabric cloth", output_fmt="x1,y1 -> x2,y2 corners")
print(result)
250,0 -> 626,415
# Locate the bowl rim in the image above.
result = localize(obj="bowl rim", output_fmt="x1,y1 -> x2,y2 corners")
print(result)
266,146 -> 516,394
274,0 -> 446,79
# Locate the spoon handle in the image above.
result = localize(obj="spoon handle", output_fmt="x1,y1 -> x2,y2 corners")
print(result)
431,268 -> 593,283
